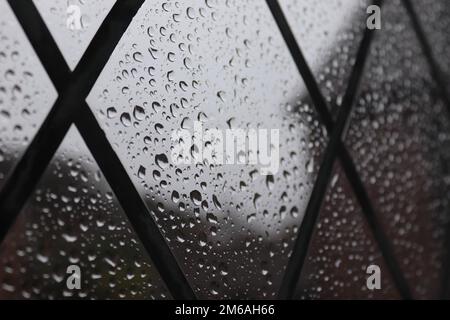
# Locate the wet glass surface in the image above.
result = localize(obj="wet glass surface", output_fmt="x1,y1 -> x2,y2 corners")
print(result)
0,1 -> 57,192
0,127 -> 170,299
412,0 -> 450,98
344,0 -> 450,299
33,0 -> 117,70
279,0 -> 370,116
296,162 -> 400,299
0,0 -> 449,300
87,0 -> 327,299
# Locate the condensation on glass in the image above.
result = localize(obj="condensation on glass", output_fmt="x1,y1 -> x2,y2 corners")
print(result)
295,162 -> 400,299
33,0 -> 117,70
87,0 -> 327,298
412,0 -> 450,98
279,0 -> 370,116
0,127 -> 170,299
344,0 -> 450,299
0,1 -> 57,192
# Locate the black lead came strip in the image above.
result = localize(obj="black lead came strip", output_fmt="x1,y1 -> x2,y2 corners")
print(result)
266,0 -> 413,299
0,0 -> 196,300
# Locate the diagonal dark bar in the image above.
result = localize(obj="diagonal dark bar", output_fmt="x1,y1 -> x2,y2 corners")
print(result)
5,0 -> 70,90
0,0 -> 196,299
401,0 -> 450,300
0,0 -> 120,243
75,107 -> 196,300
266,0 -> 413,299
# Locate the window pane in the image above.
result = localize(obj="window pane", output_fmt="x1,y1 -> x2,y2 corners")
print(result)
344,0 -> 450,299
0,127 -> 170,299
33,0 -> 117,70
279,0 -> 370,116
0,1 -> 57,192
412,0 -> 450,97
87,0 -> 327,298
296,162 -> 400,299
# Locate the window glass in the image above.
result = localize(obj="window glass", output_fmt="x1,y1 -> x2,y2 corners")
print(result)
0,1 -> 57,192
0,127 -> 170,299
33,0 -> 117,70
279,0 -> 370,116
412,0 -> 450,97
344,0 -> 450,299
87,0 -> 327,298
296,162 -> 400,299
